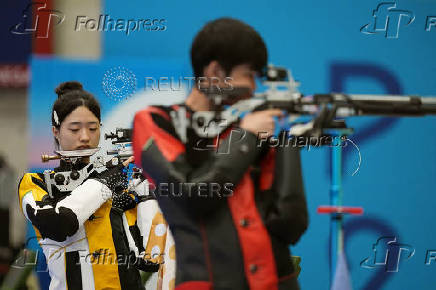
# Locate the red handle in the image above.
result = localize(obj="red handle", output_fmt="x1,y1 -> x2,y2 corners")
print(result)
317,206 -> 364,215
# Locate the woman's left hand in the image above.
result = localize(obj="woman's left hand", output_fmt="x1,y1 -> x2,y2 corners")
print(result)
122,156 -> 135,167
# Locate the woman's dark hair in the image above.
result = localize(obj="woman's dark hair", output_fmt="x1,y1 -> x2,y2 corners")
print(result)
190,18 -> 267,78
52,81 -> 101,128
52,81 -> 101,144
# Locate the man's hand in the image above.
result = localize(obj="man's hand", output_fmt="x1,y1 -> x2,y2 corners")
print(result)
239,109 -> 283,137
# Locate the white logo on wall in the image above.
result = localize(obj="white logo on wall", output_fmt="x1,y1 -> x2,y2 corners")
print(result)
102,66 -> 137,101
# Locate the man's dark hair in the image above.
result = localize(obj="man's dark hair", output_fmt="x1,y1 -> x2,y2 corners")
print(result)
190,18 -> 267,78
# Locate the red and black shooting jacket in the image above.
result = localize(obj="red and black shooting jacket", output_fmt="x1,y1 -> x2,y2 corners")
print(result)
132,104 -> 308,290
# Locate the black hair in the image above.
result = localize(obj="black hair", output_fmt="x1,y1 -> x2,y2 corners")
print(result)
190,18 -> 267,78
52,81 -> 101,145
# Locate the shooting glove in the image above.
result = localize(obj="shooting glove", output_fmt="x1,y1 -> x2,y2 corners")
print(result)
91,164 -> 128,196
112,192 -> 137,211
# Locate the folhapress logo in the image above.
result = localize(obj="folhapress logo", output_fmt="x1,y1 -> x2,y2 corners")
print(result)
361,2 -> 414,38
10,2 -> 65,38
75,15 -> 167,35
360,236 -> 415,272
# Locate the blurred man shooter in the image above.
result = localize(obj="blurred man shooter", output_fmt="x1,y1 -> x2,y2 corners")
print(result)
133,18 -> 308,290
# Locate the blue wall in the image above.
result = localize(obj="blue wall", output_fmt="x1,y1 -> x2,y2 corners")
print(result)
102,1 -> 436,289
29,0 -> 436,289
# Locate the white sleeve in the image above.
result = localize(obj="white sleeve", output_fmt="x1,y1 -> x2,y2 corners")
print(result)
22,179 -> 111,242
55,179 -> 112,225
137,198 -> 161,250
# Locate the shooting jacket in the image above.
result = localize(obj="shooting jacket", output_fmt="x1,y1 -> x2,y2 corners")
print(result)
17,162 -> 174,290
133,104 -> 309,290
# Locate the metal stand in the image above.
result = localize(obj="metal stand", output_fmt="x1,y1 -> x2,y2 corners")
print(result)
318,128 -> 363,289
